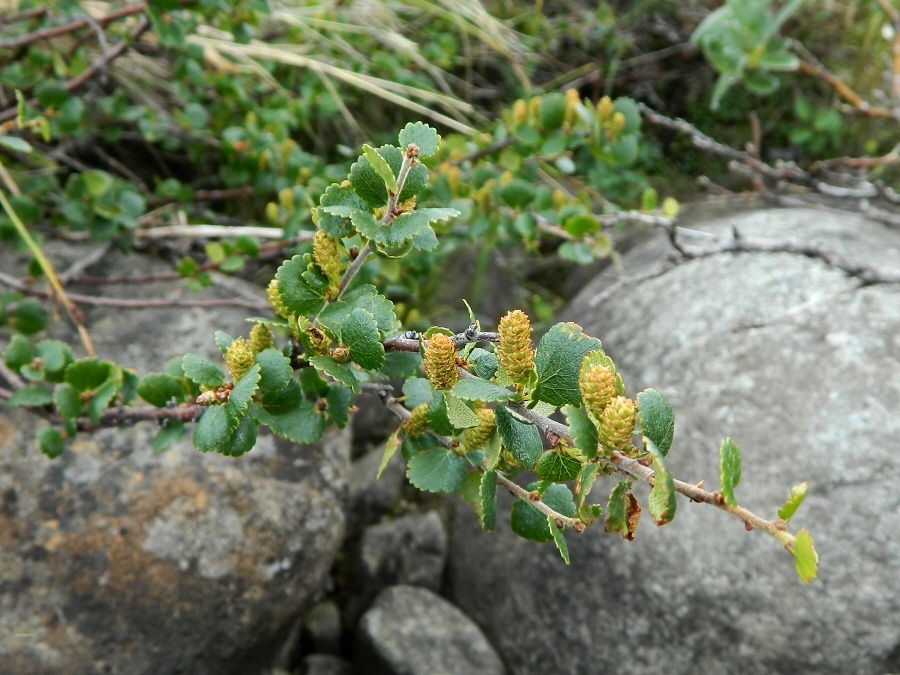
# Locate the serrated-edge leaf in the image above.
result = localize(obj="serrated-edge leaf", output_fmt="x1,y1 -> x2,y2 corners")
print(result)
54,382 -> 84,419
452,377 -> 517,402
444,391 -> 482,429
637,388 -> 675,457
480,470 -> 498,531
564,405 -> 598,459
794,529 -> 818,584
193,405 -> 230,452
483,431 -> 502,471
8,384 -> 54,407
510,499 -> 553,542
38,427 -> 65,458
412,226 -> 439,251
349,149 -> 393,208
778,482 -> 809,523
225,364 -> 260,430
182,353 -> 226,387
306,355 -> 361,394
575,463 -> 600,509
253,398 -> 326,444
341,307 -> 386,370
363,144 -> 399,194
318,284 -> 396,336
398,121 -> 440,157
138,373 -> 186,407
495,405 -> 543,469
406,447 -> 467,493
218,413 -> 259,457
719,437 -> 742,507
88,377 -> 120,423
533,323 -> 602,407
378,429 -> 402,479
274,255 -> 327,316
548,515 -> 571,564
255,348 -> 293,393
536,450 -> 582,482
152,423 -> 186,453
214,330 -> 234,355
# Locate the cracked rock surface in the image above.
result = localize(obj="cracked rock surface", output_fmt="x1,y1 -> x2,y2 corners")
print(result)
446,206 -> 900,674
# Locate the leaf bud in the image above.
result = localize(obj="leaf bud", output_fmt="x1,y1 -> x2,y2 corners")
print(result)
580,362 -> 617,418
225,338 -> 254,382
278,187 -> 295,210
496,310 -> 535,384
404,403 -> 431,437
609,111 -> 627,137
424,333 -> 459,390
598,396 -> 636,451
265,202 -> 280,224
249,323 -> 275,354
329,344 -> 350,363
464,407 -> 496,451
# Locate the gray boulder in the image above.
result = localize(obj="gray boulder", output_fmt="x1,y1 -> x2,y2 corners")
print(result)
0,244 -> 349,674
447,206 -> 900,674
356,585 -> 505,675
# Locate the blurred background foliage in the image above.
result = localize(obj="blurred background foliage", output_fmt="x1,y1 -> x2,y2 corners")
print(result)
1,0 -> 898,331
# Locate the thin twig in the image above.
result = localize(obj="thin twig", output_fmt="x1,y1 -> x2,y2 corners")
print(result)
0,3 -> 147,50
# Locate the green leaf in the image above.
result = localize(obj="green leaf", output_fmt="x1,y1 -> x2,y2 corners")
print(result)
275,255 -> 326,317
82,170 -> 114,198
468,348 -> 499,380
64,358 -> 119,392
575,463 -> 600,511
558,241 -> 594,265
193,405 -> 230,452
402,377 -> 433,409
10,299 -> 47,335
411,226 -> 439,251
533,323 -> 603,407
214,330 -> 234,355
316,182 -> 367,238
452,377 -> 517,403
255,348 -> 293,393
225,364 -> 260,430
363,144 -> 399,194
548,515 -> 571,564
378,429 -> 402,479
151,423 -> 186,453
138,373 -> 187,407
318,284 -> 396,336
646,438 -> 677,526
38,427 -> 65,459
495,405 -> 543,469
326,385 -> 352,428
398,121 -> 440,157
479,470 -> 498,531
380,351 -> 421,378
88,378 -> 120,423
510,483 -> 575,542
349,145 -> 429,208
564,405 -> 598,459
794,529 -> 818,584
778,482 -> 808,523
35,340 -> 74,380
536,450 -> 582,482
498,179 -> 536,209
218,414 -> 259,457
636,388 -> 675,457
54,383 -> 84,419
406,447 -> 467,493
428,391 -> 457,436
444,391 -> 482,429
341,307 -> 385,370
719,437 -> 742,507
9,385 -> 53,407
3,334 -> 33,370
253,398 -> 326,445
483,430 -> 502,470
743,69 -> 780,96
308,355 -> 361,394
540,93 -> 568,131
0,135 -> 32,154
182,353 -> 226,387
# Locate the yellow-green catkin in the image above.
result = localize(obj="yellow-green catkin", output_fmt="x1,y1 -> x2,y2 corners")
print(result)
580,362 -> 617,418
528,96 -> 543,126
609,111 -> 626,138
313,231 -> 343,298
249,323 -> 275,354
225,338 -> 254,382
512,99 -> 528,126
596,96 -> 614,123
464,407 -> 496,451
404,404 -> 431,437
598,396 -> 636,451
267,279 -> 290,319
496,310 -> 535,384
564,88 -> 581,128
424,333 -> 459,390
